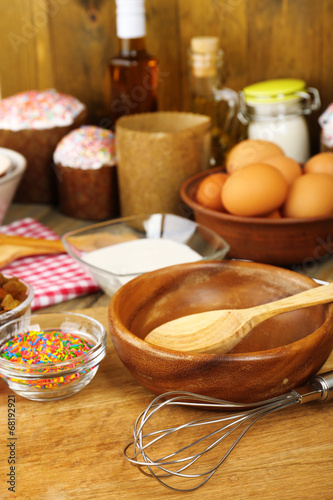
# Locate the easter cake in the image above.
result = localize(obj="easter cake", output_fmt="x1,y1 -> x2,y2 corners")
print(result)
53,125 -> 118,220
0,89 -> 87,203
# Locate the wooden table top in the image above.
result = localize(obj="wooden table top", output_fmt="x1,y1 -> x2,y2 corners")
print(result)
0,203 -> 333,499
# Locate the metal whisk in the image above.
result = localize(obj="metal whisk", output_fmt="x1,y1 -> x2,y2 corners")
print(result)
124,370 -> 333,492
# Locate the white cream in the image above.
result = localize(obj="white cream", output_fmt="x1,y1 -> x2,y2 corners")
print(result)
82,238 -> 202,283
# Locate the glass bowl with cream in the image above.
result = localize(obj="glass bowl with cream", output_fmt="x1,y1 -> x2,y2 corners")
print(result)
62,213 -> 230,296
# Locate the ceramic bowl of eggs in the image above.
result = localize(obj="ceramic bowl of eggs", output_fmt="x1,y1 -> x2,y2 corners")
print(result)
180,139 -> 333,266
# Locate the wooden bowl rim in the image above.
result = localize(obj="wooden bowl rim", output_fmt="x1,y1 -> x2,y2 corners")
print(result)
108,260 -> 333,359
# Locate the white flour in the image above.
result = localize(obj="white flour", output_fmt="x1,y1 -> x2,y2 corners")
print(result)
82,238 -> 202,285
247,114 -> 310,163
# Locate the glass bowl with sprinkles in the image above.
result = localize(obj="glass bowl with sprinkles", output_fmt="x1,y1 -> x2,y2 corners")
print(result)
0,312 -> 106,401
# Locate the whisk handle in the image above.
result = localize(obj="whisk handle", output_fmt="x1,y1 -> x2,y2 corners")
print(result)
310,371 -> 333,402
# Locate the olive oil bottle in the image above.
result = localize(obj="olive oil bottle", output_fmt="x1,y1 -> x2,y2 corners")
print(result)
189,36 -> 243,166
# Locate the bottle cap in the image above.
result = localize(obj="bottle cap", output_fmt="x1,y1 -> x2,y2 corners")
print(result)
116,0 -> 146,39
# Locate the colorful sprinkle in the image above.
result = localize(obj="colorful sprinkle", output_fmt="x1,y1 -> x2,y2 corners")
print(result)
53,125 -> 116,170
0,89 -> 86,131
0,330 -> 94,389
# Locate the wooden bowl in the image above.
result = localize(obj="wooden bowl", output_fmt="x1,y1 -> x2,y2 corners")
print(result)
108,260 -> 333,403
180,167 -> 333,266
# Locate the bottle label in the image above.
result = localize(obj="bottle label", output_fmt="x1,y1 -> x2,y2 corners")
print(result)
116,0 -> 146,39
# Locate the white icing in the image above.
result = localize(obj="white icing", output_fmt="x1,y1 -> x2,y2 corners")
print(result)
0,89 -> 85,131
53,126 -> 115,170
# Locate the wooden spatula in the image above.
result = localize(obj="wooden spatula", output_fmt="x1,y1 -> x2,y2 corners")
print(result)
0,235 -> 65,268
145,282 -> 333,354
0,232 -> 138,268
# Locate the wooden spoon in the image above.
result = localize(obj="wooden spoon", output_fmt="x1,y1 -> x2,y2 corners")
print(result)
145,282 -> 333,354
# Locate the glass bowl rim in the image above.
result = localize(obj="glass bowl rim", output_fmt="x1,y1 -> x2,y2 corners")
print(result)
0,311 -> 107,373
0,147 -> 27,185
62,212 -> 230,278
0,275 -> 34,325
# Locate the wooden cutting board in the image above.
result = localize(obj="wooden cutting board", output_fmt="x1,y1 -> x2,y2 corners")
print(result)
0,306 -> 332,500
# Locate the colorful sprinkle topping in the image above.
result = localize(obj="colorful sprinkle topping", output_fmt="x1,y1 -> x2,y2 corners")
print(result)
0,330 -> 93,363
0,89 -> 86,131
0,330 -> 94,389
53,125 -> 116,170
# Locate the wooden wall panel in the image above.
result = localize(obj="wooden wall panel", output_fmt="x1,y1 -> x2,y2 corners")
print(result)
177,0 -> 248,110
245,0 -> 323,151
31,0 -> 54,90
0,1 -> 39,96
322,0 -> 333,109
146,0 -> 180,112
247,0 -> 321,83
0,0 -> 332,152
48,0 -> 115,124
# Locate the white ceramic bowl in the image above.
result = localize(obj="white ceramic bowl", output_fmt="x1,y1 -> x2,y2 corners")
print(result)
62,213 -> 230,296
0,147 -> 27,224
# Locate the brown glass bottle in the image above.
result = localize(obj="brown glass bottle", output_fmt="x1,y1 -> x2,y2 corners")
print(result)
108,1 -> 158,131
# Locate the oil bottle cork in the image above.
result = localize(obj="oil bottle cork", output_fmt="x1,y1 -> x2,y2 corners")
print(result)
190,36 -> 222,78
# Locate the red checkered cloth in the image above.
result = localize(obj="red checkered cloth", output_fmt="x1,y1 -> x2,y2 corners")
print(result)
0,218 -> 100,310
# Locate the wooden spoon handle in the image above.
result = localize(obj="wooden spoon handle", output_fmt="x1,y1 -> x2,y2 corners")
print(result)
0,234 -> 64,252
146,282 -> 333,354
249,282 -> 333,326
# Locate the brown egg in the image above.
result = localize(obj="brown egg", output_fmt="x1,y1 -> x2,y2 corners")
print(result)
263,155 -> 302,185
222,163 -> 288,217
225,139 -> 285,174
304,152 -> 333,176
284,173 -> 333,218
196,172 -> 228,211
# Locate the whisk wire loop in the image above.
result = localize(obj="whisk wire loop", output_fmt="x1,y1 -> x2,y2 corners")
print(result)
124,390 -> 303,492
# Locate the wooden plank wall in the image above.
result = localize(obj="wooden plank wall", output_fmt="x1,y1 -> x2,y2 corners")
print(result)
0,0 -> 332,153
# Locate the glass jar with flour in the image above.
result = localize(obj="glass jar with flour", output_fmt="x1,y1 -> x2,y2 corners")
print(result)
238,79 -> 321,163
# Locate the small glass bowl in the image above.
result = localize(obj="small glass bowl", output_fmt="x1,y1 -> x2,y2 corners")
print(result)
0,276 -> 34,327
62,213 -> 230,296
0,312 -> 107,401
